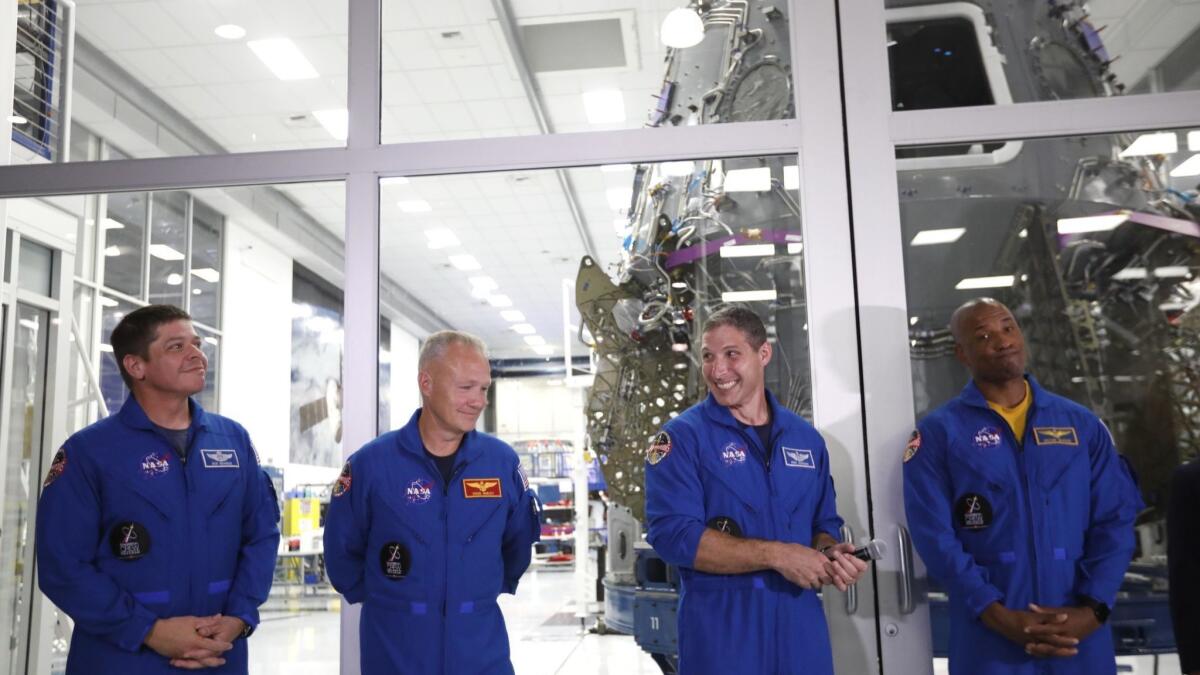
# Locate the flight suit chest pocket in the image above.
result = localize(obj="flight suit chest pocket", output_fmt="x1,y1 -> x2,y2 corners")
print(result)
698,450 -> 760,537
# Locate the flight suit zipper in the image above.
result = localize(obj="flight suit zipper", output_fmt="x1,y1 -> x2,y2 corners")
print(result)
428,453 -> 465,672
988,407 -> 1041,604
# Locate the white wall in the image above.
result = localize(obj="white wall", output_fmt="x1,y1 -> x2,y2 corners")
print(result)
494,376 -> 584,441
388,322 -> 420,430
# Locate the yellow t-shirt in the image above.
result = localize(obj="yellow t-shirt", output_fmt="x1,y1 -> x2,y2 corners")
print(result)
987,380 -> 1032,442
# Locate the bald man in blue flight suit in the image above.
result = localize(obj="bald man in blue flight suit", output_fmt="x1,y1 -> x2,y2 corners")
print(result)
36,304 -> 280,673
324,330 -> 540,675
903,298 -> 1141,675
645,306 -> 868,675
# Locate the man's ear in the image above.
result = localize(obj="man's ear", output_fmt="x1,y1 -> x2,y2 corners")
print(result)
123,353 -> 146,382
759,340 -> 773,367
417,370 -> 433,398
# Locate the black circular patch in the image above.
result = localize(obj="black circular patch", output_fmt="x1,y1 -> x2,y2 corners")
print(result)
379,542 -> 411,580
109,522 -> 151,560
955,493 -> 993,530
706,516 -> 743,538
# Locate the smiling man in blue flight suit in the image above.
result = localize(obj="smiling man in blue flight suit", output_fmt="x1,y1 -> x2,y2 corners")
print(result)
903,298 -> 1141,674
36,304 -> 280,673
644,306 -> 868,675
324,330 -> 540,675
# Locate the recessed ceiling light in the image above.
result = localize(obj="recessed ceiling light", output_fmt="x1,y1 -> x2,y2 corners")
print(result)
606,187 -> 633,211
1170,154 -> 1200,178
783,165 -> 799,191
99,343 -> 114,353
487,294 -> 513,308
909,316 -> 919,325
1189,131 -> 1200,152
104,246 -> 122,257
312,108 -> 348,141
524,335 -> 546,346
166,273 -> 184,286
661,161 -> 693,177
582,90 -> 626,124
397,200 -> 432,213
247,38 -> 319,81
149,244 -> 185,261
99,297 -> 118,308
786,242 -> 803,255
660,7 -> 704,48
511,323 -> 536,334
1112,267 -> 1147,280
721,290 -> 778,302
723,167 -> 772,192
468,275 -> 497,299
1056,213 -> 1128,234
6,114 -> 28,125
719,244 -> 775,258
532,345 -> 555,355
448,254 -> 481,270
191,267 -> 220,283
102,218 -> 125,230
382,176 -> 410,186
424,228 -> 460,249
910,228 -> 966,246
204,336 -> 219,345
1154,266 -> 1190,278
500,310 -> 525,322
1118,132 -> 1177,158
955,275 -> 1015,290
214,24 -> 246,40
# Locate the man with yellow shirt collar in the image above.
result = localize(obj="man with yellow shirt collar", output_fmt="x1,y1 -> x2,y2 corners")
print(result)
902,298 -> 1142,675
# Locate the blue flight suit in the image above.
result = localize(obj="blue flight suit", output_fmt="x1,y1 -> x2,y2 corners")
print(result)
903,376 -> 1141,675
645,391 -> 845,675
323,409 -> 541,675
36,396 -> 281,674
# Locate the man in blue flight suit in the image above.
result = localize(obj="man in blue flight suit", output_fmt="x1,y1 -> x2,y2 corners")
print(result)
645,306 -> 868,675
324,330 -> 540,675
903,298 -> 1141,674
36,304 -> 280,673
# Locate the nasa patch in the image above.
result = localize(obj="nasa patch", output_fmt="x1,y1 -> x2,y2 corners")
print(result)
110,522 -> 151,560
973,426 -> 1002,449
379,542 -> 411,580
903,430 -> 921,463
955,493 -> 993,530
646,431 -> 671,465
332,462 -> 352,498
200,449 -> 240,469
707,516 -> 743,537
406,478 -> 433,505
720,442 -> 747,466
782,447 -> 815,469
43,448 -> 67,487
140,452 -> 171,479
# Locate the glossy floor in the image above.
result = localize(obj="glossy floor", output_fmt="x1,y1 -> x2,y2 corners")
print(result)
248,566 -> 659,674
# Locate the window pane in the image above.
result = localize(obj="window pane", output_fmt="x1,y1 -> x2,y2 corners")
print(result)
380,1 -> 796,142
885,1 -> 1200,108
897,128 -> 1198,665
190,202 -> 223,328
17,238 -> 54,296
148,192 -> 188,308
102,192 -> 147,298
99,294 -> 137,413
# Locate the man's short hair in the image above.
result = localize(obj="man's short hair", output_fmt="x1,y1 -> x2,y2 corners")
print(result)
418,330 -> 489,371
111,304 -> 192,388
702,305 -> 768,349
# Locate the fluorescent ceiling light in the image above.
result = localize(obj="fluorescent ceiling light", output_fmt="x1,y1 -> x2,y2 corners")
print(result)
191,267 -> 220,283
955,275 -> 1015,290
448,254 -> 481,270
606,187 -> 633,211
1170,154 -> 1200,178
783,165 -> 799,191
1112,267 -> 1147,281
500,310 -> 525,322
582,90 -> 626,124
524,335 -> 547,346
424,228 -> 460,249
468,275 -> 497,291
101,218 -> 124,230
104,245 -> 122,257
19,318 -> 39,331
487,294 -> 513,308
910,228 -> 966,246
1118,132 -> 1177,157
193,288 -> 202,295
99,296 -> 118,308
909,316 -> 919,325
397,199 -> 432,213
532,345 -> 555,355
149,244 -> 185,261
381,176 -> 410,186
511,323 -> 536,335
1154,266 -> 1190,278
787,242 -> 803,255
203,336 -> 219,346
99,343 -> 114,353
166,273 -> 183,286
214,24 -> 246,40
723,167 -> 771,192
721,290 -> 778,302
6,114 -> 28,125
660,7 -> 704,48
312,108 -> 348,141
600,163 -> 633,173
1189,131 -> 1200,152
661,161 -> 693,177
247,38 -> 319,81
1056,213 -> 1128,234
720,244 -> 775,258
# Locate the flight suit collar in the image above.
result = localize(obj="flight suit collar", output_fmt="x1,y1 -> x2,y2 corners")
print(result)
117,394 -> 209,433
700,388 -> 784,430
397,408 -> 484,465
959,374 -> 1050,412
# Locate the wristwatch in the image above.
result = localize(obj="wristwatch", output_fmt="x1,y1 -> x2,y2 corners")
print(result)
239,620 -> 255,639
1077,596 -> 1111,624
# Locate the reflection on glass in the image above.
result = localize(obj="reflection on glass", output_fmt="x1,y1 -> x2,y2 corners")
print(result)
195,327 -> 220,411
102,192 -> 147,298
886,1 -> 1200,107
99,295 -> 137,414
898,128 -> 1200,660
149,192 -> 188,308
291,265 -> 344,468
1,305 -> 51,674
17,238 -> 54,297
190,202 -> 223,329
380,1 -> 795,142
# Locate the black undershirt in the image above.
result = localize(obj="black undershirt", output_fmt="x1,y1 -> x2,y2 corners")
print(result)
154,424 -> 190,463
743,409 -> 774,469
426,448 -> 458,486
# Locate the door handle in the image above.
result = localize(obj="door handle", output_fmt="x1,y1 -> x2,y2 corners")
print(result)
840,524 -> 857,615
898,525 -> 914,615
